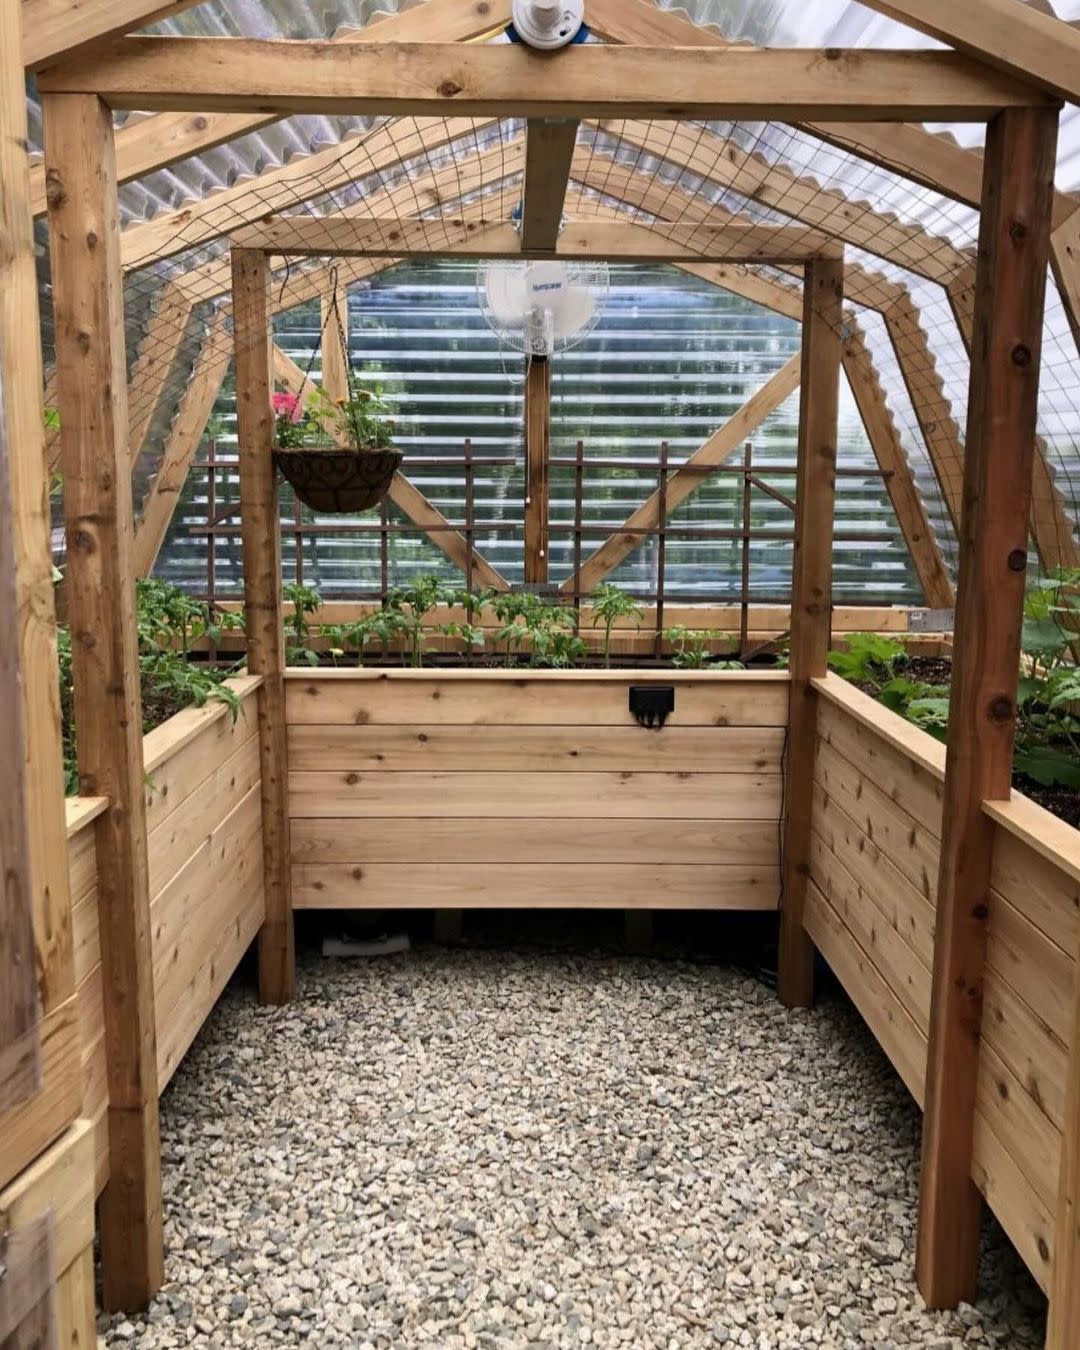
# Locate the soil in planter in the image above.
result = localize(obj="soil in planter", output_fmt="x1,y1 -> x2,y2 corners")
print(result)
1012,776 -> 1080,829
140,678 -> 196,733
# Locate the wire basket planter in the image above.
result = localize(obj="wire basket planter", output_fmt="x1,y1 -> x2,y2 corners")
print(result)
273,270 -> 401,513
273,444 -> 403,513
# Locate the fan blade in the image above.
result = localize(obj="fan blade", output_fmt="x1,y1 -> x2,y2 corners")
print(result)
549,284 -> 596,339
484,265 -> 528,325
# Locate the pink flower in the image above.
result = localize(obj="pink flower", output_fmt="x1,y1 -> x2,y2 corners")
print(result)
272,391 -> 303,423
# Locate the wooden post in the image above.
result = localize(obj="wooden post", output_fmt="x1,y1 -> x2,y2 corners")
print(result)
0,0 -> 81,1194
231,247 -> 295,1004
321,282 -> 349,403
777,254 -> 844,1009
524,356 -> 551,585
916,105 -> 1058,1310
42,91 -> 163,1308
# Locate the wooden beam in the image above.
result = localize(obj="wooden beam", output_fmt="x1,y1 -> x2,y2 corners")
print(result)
22,0 -> 199,70
36,41 -> 1054,120
855,0 -> 1080,107
841,325 -> 955,608
916,104 -> 1058,1310
1049,935 -> 1080,1347
561,353 -> 802,595
945,268 -> 1080,573
524,357 -> 551,584
234,214 -> 842,263
0,0 -> 78,1181
42,90 -> 162,1309
521,118 -> 578,252
231,248 -> 294,1005
778,254 -> 845,1009
133,318 -> 230,576
27,0 -> 515,215
272,346 -> 510,592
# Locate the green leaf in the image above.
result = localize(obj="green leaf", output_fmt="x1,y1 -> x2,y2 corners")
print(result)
1022,615 -> 1067,658
1014,743 -> 1080,789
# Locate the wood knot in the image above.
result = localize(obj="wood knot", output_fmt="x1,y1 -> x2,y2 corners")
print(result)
44,170 -> 66,209
1007,549 -> 1027,572
1009,220 -> 1028,243
438,79 -> 464,98
1011,344 -> 1032,368
988,695 -> 1014,723
345,771 -> 360,785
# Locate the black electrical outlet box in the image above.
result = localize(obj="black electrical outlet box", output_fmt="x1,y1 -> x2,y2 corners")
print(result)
629,685 -> 675,729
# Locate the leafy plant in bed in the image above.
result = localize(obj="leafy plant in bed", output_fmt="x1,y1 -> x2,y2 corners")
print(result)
827,575 -> 1080,826
59,579 -> 243,794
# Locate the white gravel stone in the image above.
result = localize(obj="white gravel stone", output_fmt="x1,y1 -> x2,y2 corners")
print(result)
99,948 -> 1047,1348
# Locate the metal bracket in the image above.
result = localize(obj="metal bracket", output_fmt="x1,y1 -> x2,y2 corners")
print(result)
907,608 -> 955,633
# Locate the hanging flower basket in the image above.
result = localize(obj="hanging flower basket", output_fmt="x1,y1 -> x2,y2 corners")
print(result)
273,444 -> 403,513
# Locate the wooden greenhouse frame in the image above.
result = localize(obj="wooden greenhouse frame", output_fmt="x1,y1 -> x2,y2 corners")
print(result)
6,1 -> 1080,1345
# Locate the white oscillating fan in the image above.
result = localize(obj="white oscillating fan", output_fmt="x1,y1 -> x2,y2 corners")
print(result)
478,259 -> 609,358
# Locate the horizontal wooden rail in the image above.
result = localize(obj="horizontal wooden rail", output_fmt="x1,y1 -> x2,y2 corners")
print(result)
36,42 -> 1055,120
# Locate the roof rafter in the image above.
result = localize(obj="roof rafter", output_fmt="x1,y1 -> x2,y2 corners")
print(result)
587,0 -> 1077,225
592,0 -> 1080,364
852,0 -> 1080,107
22,0 -> 198,70
587,119 -> 974,287
119,114 -> 503,272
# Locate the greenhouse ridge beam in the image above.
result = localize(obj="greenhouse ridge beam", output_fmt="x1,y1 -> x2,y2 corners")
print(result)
35,41 -> 1056,120
232,215 -> 844,264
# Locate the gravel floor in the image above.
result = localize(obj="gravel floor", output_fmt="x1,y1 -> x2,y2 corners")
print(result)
100,946 -> 1046,1349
